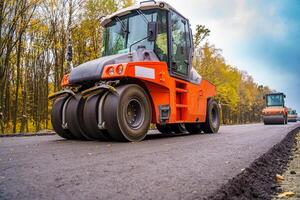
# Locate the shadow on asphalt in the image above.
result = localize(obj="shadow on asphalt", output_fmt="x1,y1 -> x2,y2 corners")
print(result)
145,132 -> 191,140
49,132 -> 208,144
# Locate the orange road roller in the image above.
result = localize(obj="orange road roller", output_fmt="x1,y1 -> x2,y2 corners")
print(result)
49,1 -> 220,142
262,93 -> 288,125
288,109 -> 298,122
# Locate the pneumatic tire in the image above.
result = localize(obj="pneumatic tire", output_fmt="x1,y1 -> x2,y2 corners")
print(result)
281,115 -> 286,125
103,84 -> 151,142
170,124 -> 186,133
201,99 -> 220,133
185,123 -> 202,134
156,124 -> 186,134
156,124 -> 172,134
65,95 -> 93,140
51,97 -> 74,139
285,115 -> 288,124
83,94 -> 111,140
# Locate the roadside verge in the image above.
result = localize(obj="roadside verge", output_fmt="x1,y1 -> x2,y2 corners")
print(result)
207,124 -> 300,200
0,131 -> 55,137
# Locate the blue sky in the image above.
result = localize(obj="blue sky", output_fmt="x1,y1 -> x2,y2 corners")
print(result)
143,0 -> 300,112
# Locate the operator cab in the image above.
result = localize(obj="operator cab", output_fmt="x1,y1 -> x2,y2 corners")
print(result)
101,1 -> 200,84
265,93 -> 286,107
288,109 -> 297,115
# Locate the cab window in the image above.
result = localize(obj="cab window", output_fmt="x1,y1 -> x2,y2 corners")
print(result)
170,11 -> 189,76
154,10 -> 168,63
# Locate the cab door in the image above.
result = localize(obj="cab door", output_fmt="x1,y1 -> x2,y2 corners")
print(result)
169,11 -> 192,80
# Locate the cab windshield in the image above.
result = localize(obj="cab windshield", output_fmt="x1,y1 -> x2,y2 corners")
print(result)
266,94 -> 284,107
102,9 -> 168,62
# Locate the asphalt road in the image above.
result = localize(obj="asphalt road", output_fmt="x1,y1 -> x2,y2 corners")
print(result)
1,123 -> 299,200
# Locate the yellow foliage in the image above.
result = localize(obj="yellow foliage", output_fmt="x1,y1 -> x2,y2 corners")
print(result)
195,42 -> 271,124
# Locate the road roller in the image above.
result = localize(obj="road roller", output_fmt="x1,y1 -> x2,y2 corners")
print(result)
288,109 -> 298,122
262,93 -> 288,125
49,1 -> 220,142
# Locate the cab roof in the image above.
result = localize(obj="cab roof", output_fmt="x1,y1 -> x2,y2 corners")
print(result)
266,92 -> 285,96
101,1 -> 185,27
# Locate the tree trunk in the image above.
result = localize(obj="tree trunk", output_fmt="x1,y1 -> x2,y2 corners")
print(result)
12,37 -> 23,133
20,67 -> 27,133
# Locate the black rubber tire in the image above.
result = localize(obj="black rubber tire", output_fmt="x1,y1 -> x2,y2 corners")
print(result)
65,95 -> 93,140
285,115 -> 288,124
51,97 -> 74,139
103,84 -> 151,142
83,94 -> 111,140
170,124 -> 186,133
281,115 -> 286,125
201,99 -> 220,133
156,124 -> 172,134
156,124 -> 186,134
185,123 -> 202,134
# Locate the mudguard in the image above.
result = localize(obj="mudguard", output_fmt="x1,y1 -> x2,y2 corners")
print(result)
69,49 -> 159,84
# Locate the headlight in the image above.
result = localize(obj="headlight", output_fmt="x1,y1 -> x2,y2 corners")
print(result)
107,67 -> 115,76
102,64 -> 127,79
116,64 -> 124,75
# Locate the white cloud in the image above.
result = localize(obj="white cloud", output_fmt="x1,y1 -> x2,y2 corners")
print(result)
150,1 -> 290,80
156,0 -> 290,80
158,0 -> 288,40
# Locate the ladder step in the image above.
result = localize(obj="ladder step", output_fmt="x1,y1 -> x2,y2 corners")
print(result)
176,104 -> 187,108
175,88 -> 188,93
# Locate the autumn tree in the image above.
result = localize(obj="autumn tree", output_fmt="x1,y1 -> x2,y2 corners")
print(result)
194,42 -> 271,124
0,0 -> 133,134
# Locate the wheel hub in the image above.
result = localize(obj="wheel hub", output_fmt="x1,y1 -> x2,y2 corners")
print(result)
125,98 -> 144,129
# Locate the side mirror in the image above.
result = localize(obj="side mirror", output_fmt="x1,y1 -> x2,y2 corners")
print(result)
147,22 -> 157,42
284,95 -> 286,98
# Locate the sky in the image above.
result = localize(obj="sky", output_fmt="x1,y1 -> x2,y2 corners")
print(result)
140,0 -> 300,112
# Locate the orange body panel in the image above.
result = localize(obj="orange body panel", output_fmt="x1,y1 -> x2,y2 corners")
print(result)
61,74 -> 70,87
101,61 -> 216,124
288,114 -> 298,120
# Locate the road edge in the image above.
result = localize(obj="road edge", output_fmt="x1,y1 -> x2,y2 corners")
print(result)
207,124 -> 300,200
0,132 -> 55,137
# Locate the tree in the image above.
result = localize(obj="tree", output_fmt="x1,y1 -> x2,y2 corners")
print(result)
194,24 -> 210,49
194,42 -> 271,124
0,0 -> 134,134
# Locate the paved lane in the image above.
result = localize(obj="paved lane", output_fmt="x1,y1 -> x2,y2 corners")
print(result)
0,123 -> 299,200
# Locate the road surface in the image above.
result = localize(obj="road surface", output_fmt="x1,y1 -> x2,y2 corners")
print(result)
0,123 -> 299,200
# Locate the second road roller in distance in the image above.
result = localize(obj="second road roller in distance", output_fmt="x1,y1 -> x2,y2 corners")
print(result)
49,1 -> 221,142
262,93 -> 288,125
288,109 -> 298,122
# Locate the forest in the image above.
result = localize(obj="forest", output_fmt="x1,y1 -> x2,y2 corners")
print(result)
0,0 -> 272,134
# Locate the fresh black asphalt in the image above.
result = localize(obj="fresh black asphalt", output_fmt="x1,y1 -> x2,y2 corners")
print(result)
0,123 -> 299,200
